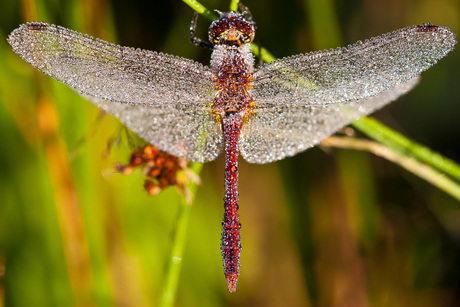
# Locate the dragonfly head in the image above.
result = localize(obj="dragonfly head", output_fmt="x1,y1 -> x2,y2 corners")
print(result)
209,11 -> 255,47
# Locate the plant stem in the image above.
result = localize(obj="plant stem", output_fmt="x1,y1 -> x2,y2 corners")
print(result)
321,136 -> 460,201
352,117 -> 460,181
230,0 -> 239,11
181,0 -> 217,20
159,163 -> 203,307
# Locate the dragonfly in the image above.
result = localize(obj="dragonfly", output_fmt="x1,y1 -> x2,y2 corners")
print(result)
7,6 -> 456,292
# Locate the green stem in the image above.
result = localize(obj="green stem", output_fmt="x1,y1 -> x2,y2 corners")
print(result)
229,0 -> 239,11
181,0 -> 216,20
159,163 -> 203,307
159,199 -> 192,307
304,0 -> 341,48
352,117 -> 460,182
250,44 -> 277,63
322,136 -> 460,202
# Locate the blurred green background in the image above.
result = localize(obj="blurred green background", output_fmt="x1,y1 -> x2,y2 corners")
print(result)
1,0 -> 459,306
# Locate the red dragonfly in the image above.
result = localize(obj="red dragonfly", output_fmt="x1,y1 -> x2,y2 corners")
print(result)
7,6 -> 456,292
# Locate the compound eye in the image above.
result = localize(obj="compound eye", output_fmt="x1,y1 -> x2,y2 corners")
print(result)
211,31 -> 224,44
209,19 -> 229,44
236,22 -> 254,43
242,32 -> 253,43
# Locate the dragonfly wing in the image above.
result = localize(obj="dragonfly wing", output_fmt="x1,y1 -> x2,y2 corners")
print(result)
8,22 -> 221,162
240,77 -> 419,164
251,25 -> 456,106
86,95 -> 222,162
242,25 -> 456,164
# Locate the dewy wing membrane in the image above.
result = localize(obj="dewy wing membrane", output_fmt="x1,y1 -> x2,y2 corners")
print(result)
251,25 -> 455,107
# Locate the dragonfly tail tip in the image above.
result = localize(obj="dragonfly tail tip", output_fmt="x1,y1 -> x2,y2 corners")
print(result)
226,274 -> 238,293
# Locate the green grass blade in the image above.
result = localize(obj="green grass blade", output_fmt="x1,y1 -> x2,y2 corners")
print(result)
181,0 -> 216,21
159,163 -> 203,307
229,0 -> 239,12
352,117 -> 460,181
322,136 -> 460,202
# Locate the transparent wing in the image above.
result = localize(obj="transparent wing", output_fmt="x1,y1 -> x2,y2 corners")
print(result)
241,78 -> 419,164
252,25 -> 456,106
87,96 -> 222,162
242,25 -> 456,163
8,22 -> 222,162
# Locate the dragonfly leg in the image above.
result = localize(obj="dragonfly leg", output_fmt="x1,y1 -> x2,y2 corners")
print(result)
190,12 -> 214,49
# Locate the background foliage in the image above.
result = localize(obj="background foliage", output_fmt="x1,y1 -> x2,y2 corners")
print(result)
0,0 -> 459,306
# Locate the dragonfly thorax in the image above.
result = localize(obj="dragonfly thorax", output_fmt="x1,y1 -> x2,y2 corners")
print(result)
210,43 -> 255,117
